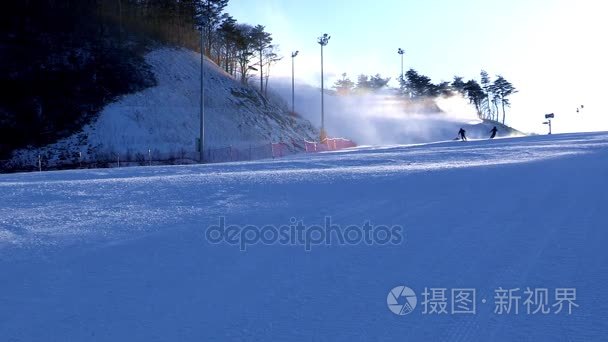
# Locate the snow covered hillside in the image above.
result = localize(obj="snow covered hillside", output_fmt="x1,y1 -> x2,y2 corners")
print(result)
1,132 -> 607,341
270,79 -> 523,145
6,48 -> 317,169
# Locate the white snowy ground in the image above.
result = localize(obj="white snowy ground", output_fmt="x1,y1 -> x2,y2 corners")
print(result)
1,132 -> 608,341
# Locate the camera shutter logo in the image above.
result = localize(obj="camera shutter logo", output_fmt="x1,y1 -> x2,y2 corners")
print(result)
387,286 -> 417,315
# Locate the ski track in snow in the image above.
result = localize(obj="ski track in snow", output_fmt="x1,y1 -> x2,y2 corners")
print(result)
1,132 -> 608,341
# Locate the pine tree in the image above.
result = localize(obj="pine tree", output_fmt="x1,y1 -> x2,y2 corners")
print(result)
369,74 -> 391,90
356,74 -> 371,90
437,81 -> 452,97
263,45 -> 282,96
333,73 -> 355,95
480,70 -> 493,120
250,24 -> 272,94
195,0 -> 229,60
233,24 -> 255,84
492,76 -> 517,124
451,76 -> 466,97
400,69 -> 437,98
217,15 -> 238,74
463,80 -> 485,118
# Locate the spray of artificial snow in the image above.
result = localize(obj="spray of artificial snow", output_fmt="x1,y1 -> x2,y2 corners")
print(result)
269,78 -> 510,145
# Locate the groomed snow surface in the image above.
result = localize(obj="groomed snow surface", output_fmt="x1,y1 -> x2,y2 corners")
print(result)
1,132 -> 608,341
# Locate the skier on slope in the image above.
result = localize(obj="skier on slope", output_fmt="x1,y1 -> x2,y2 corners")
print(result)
458,128 -> 467,141
489,126 -> 498,139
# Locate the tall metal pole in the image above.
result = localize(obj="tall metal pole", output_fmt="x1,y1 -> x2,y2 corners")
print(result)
317,34 -> 330,141
397,48 -> 405,81
260,47 -> 264,94
199,24 -> 205,162
544,113 -> 554,135
320,44 -> 324,139
292,55 -> 295,113
291,51 -> 299,114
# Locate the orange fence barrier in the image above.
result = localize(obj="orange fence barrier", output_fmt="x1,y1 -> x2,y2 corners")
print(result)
304,138 -> 357,153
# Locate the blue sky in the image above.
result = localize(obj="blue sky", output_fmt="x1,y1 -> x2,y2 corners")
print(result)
226,0 -> 607,133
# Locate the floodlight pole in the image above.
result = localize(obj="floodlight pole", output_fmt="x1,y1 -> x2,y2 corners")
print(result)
397,48 -> 405,80
199,22 -> 206,163
291,51 -> 299,114
318,33 -> 330,141
544,113 -> 555,135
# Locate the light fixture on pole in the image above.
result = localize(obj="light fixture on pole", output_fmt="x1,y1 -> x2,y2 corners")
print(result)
317,33 -> 330,141
397,48 -> 405,81
291,51 -> 299,114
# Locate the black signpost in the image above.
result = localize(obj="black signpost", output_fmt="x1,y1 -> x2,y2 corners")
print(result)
543,113 -> 555,134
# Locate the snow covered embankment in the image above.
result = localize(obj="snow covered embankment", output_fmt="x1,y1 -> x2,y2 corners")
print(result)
7,48 -> 317,169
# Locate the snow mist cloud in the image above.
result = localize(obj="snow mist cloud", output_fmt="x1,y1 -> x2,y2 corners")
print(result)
269,78 -> 485,145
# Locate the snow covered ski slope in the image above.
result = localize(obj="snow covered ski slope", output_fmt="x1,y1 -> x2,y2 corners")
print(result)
1,132 -> 608,341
